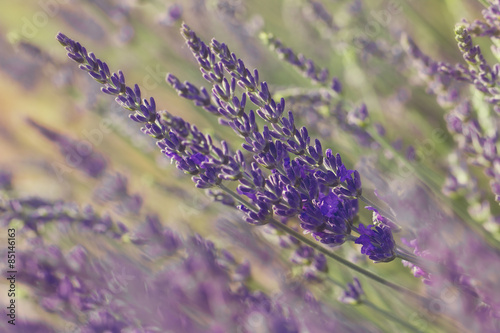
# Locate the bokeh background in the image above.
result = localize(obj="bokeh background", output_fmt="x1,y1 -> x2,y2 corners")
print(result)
0,0 -> 497,332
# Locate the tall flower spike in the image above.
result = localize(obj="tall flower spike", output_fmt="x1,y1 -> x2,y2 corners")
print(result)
56,32 -> 250,208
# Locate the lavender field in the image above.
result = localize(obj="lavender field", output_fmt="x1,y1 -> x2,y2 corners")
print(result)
1,0 -> 500,332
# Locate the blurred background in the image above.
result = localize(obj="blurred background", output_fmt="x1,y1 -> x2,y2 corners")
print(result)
0,0 -> 496,332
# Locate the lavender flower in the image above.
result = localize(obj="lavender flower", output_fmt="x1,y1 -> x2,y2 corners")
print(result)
355,223 -> 396,263
444,25 -> 500,109
56,32 -> 246,203
403,31 -> 500,208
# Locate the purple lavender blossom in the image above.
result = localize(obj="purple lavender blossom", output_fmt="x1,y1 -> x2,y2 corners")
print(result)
56,25 -> 406,271
355,223 -> 396,263
56,32 -> 246,203
446,25 -> 500,107
403,30 -> 500,206
56,32 -> 422,328
301,190 -> 357,246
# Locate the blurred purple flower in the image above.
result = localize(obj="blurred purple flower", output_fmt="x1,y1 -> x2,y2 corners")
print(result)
339,277 -> 364,305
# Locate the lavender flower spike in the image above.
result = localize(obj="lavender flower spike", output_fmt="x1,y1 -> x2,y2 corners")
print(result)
57,28 -> 403,270
55,32 -> 248,210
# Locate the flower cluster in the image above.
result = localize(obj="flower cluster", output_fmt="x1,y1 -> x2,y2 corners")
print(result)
57,27 -> 397,263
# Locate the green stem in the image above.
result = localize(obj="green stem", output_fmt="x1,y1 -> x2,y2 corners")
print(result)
218,184 -> 429,304
477,0 -> 490,7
